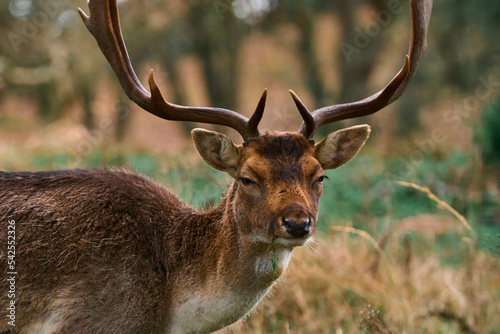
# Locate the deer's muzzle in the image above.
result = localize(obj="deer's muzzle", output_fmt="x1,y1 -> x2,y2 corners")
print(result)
278,204 -> 314,238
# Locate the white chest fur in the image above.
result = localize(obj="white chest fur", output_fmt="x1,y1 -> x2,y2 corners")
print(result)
168,288 -> 269,334
168,249 -> 292,334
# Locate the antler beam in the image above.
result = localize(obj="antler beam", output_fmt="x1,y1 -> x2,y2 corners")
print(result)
78,0 -> 265,141
295,0 -> 433,139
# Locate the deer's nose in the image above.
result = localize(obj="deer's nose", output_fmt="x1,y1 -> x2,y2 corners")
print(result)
279,204 -> 313,238
282,217 -> 311,238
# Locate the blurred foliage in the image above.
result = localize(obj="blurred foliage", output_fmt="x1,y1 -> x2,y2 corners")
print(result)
243,229 -> 500,333
0,0 -> 498,237
1,0 -> 499,131
430,0 -> 500,92
1,2 -> 499,332
1,1 -> 499,331
1,0 -> 498,241
478,99 -> 500,167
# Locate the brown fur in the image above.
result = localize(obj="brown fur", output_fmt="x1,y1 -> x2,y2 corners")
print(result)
1,169 -> 183,333
0,129 -> 368,333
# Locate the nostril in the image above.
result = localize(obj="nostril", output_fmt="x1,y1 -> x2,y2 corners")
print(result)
304,218 -> 311,230
282,217 -> 312,238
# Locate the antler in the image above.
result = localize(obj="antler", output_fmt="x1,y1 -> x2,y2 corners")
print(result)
294,0 -> 433,139
78,0 -> 266,141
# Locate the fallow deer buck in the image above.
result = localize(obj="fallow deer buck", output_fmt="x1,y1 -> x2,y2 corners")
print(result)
1,0 -> 432,332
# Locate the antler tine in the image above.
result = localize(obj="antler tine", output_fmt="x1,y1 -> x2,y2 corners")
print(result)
247,89 -> 267,139
79,0 -> 263,141
289,90 -> 316,139
297,0 -> 433,139
78,0 -> 150,109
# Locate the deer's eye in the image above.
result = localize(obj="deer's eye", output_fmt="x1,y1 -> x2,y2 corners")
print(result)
316,175 -> 328,185
239,177 -> 256,186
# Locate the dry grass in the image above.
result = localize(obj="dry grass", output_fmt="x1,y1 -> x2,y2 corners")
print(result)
396,181 -> 474,234
2,133 -> 497,333
227,228 -> 499,334
224,183 -> 500,334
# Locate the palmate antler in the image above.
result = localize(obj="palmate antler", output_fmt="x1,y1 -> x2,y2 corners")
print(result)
78,0 -> 266,142
293,0 -> 433,139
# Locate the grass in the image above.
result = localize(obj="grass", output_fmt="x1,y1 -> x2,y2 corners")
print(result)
396,181 -> 474,233
236,180 -> 498,333
234,181 -> 498,333
1,142 -> 499,333
1,144 -> 494,225
236,227 -> 499,333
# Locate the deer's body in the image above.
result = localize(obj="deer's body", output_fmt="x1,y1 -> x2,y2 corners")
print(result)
0,169 -> 288,333
1,168 -> 183,333
0,0 -> 432,332
0,133 -> 315,334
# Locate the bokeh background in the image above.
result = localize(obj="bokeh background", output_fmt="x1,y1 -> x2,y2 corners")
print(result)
1,0 -> 499,332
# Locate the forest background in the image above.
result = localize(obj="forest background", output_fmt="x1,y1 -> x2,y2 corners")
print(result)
1,0 -> 499,332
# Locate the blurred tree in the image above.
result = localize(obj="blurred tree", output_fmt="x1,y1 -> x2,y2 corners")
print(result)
186,1 -> 247,112
112,0 -> 249,136
431,0 -> 500,92
262,0 -> 397,135
1,0 -> 499,145
282,0 -> 329,107
479,99 -> 500,167
333,0 -> 396,136
0,0 -> 101,128
262,0 -> 329,107
477,99 -> 500,225
397,0 -> 500,133
336,0 -> 388,104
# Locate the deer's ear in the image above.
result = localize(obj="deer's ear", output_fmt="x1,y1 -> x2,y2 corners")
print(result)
191,128 -> 241,178
314,125 -> 371,170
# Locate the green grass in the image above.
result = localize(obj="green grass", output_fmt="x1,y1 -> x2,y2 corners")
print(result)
2,144 -> 499,332
3,145 -> 498,250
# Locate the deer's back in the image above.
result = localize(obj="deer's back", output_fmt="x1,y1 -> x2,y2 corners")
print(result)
0,169 -> 192,333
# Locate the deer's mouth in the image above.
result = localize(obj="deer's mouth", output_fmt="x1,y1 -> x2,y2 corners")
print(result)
274,235 -> 312,247
250,230 -> 313,248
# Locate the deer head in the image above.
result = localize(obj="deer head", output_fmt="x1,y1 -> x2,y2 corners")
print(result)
191,126 -> 370,246
78,0 -> 431,247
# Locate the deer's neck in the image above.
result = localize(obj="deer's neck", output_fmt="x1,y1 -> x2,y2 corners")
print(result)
166,182 -> 292,333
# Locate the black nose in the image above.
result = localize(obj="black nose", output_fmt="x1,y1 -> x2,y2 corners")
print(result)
282,217 -> 311,238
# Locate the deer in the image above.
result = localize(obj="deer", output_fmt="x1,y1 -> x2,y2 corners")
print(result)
0,0 -> 432,333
